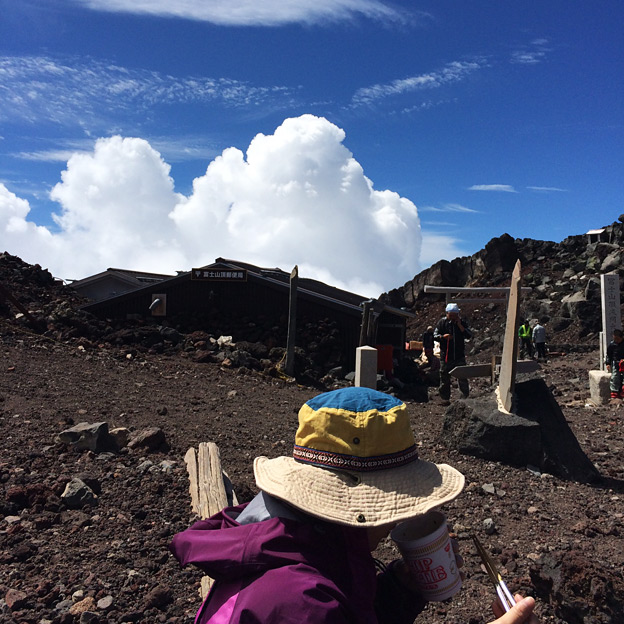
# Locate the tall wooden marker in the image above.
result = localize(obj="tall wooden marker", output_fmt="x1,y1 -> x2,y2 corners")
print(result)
498,260 -> 522,412
285,265 -> 298,376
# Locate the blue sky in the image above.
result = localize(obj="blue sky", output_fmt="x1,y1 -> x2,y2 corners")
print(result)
0,0 -> 622,295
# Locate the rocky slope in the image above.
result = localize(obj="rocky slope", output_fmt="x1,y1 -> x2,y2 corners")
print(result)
385,216 -> 624,355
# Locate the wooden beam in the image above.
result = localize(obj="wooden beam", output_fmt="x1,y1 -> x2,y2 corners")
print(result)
424,285 -> 532,294
451,358 -> 539,381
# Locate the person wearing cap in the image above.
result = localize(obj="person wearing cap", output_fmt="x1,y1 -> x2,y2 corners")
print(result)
170,387 -> 539,624
434,303 -> 473,404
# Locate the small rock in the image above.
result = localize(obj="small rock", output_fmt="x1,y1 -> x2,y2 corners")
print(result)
159,460 -> 176,473
143,585 -> 172,609
97,595 -> 114,611
57,422 -> 113,453
69,596 -> 97,615
137,459 -> 155,473
5,588 -> 29,610
72,589 -> 85,602
110,427 -> 130,449
61,478 -> 98,508
54,599 -> 74,612
483,518 -> 497,534
128,427 -> 167,452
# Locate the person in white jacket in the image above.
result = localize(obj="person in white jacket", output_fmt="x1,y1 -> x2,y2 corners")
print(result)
532,322 -> 547,361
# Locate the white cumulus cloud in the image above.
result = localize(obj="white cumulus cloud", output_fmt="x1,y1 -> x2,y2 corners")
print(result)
0,115 -> 422,297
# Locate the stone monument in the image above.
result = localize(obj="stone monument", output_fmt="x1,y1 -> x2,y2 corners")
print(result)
588,273 -> 621,405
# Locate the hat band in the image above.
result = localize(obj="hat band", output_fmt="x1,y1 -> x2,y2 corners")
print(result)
293,444 -> 419,472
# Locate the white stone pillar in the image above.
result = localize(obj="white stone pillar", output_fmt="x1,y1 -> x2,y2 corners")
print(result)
588,370 -> 611,405
355,346 -> 378,389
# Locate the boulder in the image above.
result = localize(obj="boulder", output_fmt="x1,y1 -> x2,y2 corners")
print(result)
57,422 -> 117,453
441,394 -> 542,467
61,478 -> 97,508
127,427 -> 169,452
441,379 -> 600,483
601,251 -> 622,273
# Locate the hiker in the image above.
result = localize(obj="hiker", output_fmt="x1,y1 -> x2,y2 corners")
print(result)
421,325 -> 439,370
532,322 -> 547,361
170,387 -> 539,624
605,328 -> 624,399
434,303 -> 473,404
518,320 -> 533,359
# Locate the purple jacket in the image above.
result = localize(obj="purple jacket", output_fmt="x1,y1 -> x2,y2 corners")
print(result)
170,500 -> 425,623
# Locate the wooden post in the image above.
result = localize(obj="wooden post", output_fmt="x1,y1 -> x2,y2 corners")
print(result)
285,266 -> 298,376
498,260 -> 522,412
184,442 -> 237,598
0,282 -> 39,327
359,300 -> 372,346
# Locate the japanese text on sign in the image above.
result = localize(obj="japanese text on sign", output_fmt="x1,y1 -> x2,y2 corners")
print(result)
191,269 -> 247,281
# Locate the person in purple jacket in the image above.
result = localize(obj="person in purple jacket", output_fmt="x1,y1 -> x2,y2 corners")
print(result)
170,387 -> 539,624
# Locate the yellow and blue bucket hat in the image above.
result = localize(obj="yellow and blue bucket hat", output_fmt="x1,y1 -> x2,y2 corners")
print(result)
254,387 -> 465,527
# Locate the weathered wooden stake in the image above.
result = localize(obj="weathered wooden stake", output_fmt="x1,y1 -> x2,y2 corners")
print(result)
498,260 -> 522,411
285,266 -> 298,376
184,442 -> 236,598
359,300 -> 371,346
0,282 -> 38,327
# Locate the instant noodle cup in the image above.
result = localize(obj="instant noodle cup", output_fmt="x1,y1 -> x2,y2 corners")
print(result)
390,510 -> 462,601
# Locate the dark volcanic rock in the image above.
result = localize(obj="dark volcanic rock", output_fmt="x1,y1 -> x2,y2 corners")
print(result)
515,378 -> 600,483
530,550 -> 624,624
440,394 -> 542,467
441,378 -> 601,483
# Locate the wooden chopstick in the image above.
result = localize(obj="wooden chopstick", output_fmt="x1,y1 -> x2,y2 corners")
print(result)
472,535 -> 516,612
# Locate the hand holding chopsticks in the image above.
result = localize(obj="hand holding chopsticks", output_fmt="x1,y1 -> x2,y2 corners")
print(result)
473,535 -> 541,623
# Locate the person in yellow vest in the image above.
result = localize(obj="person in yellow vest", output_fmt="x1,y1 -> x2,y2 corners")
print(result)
518,320 -> 533,359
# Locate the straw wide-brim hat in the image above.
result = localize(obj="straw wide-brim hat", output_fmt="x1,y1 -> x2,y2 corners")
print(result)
254,387 -> 465,527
